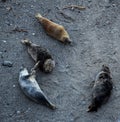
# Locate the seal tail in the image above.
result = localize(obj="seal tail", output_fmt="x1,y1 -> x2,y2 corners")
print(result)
21,39 -> 32,46
36,92 -> 56,110
35,13 -> 43,22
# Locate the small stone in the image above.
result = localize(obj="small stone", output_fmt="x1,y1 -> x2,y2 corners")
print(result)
4,50 -> 7,52
36,120 -> 40,122
6,103 -> 10,105
23,5 -> 25,8
81,101 -> 86,105
2,61 -> 13,67
53,80 -> 59,85
66,65 -> 70,68
31,5 -> 33,8
32,33 -> 35,36
106,21 -> 110,24
2,40 -> 6,43
17,111 -> 20,114
88,0 -> 91,2
112,4 -> 116,7
6,7 -> 12,11
13,85 -> 16,88
9,113 -> 13,117
1,55 -> 3,59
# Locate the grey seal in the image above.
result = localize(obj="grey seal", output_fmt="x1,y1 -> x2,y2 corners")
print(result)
88,65 -> 113,112
19,66 -> 56,110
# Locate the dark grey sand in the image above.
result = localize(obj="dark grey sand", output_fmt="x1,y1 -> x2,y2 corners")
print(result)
0,0 -> 120,122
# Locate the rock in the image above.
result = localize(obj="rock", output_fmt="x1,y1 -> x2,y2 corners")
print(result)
2,61 -> 13,67
32,33 -> 35,36
2,40 -> 6,43
16,111 -> 21,114
13,85 -> 16,88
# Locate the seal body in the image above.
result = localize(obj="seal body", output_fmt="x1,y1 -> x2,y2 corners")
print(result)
88,65 -> 113,112
35,13 -> 72,44
21,39 -> 55,73
19,67 -> 56,109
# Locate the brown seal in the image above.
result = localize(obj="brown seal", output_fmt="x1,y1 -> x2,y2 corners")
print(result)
19,66 -> 56,110
35,13 -> 72,44
21,39 -> 55,73
87,65 -> 113,112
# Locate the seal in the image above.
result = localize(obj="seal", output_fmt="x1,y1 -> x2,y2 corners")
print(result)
87,65 -> 113,112
35,13 -> 72,44
19,66 -> 56,110
21,39 -> 55,73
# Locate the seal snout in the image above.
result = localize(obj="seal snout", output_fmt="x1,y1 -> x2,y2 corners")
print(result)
102,64 -> 110,73
87,105 -> 97,112
64,38 -> 72,44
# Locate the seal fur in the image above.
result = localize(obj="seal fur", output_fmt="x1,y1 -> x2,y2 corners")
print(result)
21,39 -> 55,73
19,67 -> 56,109
87,65 -> 113,112
35,13 -> 72,44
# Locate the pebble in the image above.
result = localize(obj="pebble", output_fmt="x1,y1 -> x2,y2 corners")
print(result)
81,101 -> 86,105
31,5 -> 34,8
32,33 -> 35,36
6,7 -> 12,11
2,40 -> 6,43
17,111 -> 21,114
36,120 -> 40,122
2,61 -> 13,67
13,85 -> 16,88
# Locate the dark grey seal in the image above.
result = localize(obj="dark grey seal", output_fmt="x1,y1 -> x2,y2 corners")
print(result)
21,39 -> 55,73
88,65 -> 113,112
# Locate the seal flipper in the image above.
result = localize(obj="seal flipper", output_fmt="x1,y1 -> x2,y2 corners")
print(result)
21,39 -> 32,46
34,91 -> 56,110
87,97 -> 100,112
87,104 -> 98,112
